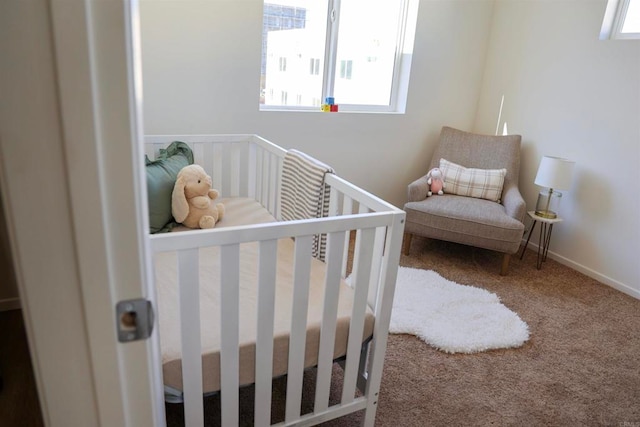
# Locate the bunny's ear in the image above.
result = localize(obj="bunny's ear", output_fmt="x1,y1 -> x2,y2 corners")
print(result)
172,175 -> 189,223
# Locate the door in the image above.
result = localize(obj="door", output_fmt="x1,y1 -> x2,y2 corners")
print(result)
0,0 -> 164,425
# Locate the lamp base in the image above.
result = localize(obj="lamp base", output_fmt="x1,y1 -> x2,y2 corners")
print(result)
534,189 -> 562,219
534,209 -> 558,219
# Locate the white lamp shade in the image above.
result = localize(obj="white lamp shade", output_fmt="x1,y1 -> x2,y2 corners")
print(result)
534,156 -> 575,190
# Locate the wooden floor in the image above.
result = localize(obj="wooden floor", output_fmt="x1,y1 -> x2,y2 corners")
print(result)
0,309 -> 44,427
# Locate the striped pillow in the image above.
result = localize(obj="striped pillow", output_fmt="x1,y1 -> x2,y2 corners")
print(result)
439,158 -> 506,202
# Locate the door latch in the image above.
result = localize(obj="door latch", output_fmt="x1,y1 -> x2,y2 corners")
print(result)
116,299 -> 154,342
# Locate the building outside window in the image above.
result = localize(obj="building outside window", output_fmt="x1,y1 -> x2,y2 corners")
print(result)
339,60 -> 353,80
278,57 -> 287,72
309,58 -> 320,75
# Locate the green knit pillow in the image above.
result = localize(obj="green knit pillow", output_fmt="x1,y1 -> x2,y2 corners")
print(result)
145,141 -> 194,233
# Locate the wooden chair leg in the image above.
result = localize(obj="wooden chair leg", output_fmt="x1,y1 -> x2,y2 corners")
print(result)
500,253 -> 511,276
402,233 -> 412,256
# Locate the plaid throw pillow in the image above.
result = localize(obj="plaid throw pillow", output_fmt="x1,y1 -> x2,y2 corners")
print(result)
439,158 -> 506,202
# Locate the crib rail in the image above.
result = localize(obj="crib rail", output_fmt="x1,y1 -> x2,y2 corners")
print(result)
145,135 -> 405,427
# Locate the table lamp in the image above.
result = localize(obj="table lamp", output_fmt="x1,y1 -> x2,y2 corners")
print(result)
534,156 -> 575,219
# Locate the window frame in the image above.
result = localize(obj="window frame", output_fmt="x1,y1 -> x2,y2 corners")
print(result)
260,0 -> 416,113
600,0 -> 640,40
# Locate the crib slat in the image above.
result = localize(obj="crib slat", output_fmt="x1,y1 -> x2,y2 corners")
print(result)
314,231 -> 346,412
247,143 -> 257,199
340,196 -> 353,277
285,235 -> 313,423
342,195 -> 353,215
192,142 -> 205,169
368,227 -> 386,309
227,142 -> 235,197
273,156 -> 283,219
202,142 -> 216,187
363,215 -> 405,426
220,244 -> 240,426
255,147 -> 264,205
178,249 -> 204,427
237,142 -> 249,197
229,143 -> 240,197
220,142 -> 232,198
264,152 -> 271,212
328,186 -> 340,217
254,239 -> 278,427
341,227 -> 375,403
267,153 -> 277,215
261,150 -> 269,208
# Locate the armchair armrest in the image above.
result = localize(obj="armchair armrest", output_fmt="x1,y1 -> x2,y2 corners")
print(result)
502,184 -> 526,223
407,174 -> 430,202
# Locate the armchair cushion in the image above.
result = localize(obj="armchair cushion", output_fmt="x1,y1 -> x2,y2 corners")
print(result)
440,158 -> 506,202
405,195 -> 524,254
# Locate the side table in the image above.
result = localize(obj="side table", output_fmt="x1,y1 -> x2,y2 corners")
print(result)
519,211 -> 563,269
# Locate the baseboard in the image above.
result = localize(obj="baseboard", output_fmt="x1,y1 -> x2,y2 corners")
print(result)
0,297 -> 21,312
521,241 -> 640,300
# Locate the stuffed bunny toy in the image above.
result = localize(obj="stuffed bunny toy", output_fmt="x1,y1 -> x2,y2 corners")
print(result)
426,167 -> 445,197
172,164 -> 225,229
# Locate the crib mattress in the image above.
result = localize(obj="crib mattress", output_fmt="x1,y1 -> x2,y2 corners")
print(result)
155,198 -> 375,394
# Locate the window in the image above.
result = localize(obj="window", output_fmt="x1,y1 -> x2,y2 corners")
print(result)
600,0 -> 640,40
260,0 -> 418,112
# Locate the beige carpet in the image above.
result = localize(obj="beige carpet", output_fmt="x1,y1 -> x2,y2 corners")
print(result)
166,236 -> 640,426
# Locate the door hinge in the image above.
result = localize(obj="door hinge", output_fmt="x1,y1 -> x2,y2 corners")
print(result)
116,298 -> 154,343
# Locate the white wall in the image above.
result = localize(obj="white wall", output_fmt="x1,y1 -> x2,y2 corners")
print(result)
139,0 -> 495,208
474,0 -> 640,296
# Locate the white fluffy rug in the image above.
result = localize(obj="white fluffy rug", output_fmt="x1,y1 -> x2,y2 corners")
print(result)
389,267 -> 529,354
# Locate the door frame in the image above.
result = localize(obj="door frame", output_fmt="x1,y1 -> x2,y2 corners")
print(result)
0,0 -> 164,425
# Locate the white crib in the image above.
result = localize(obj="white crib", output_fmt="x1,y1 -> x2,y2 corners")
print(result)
145,134 -> 405,426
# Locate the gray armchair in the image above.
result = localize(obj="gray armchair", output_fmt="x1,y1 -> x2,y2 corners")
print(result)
403,126 -> 526,275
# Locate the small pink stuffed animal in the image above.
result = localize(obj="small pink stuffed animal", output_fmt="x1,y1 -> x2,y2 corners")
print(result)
426,167 -> 445,196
